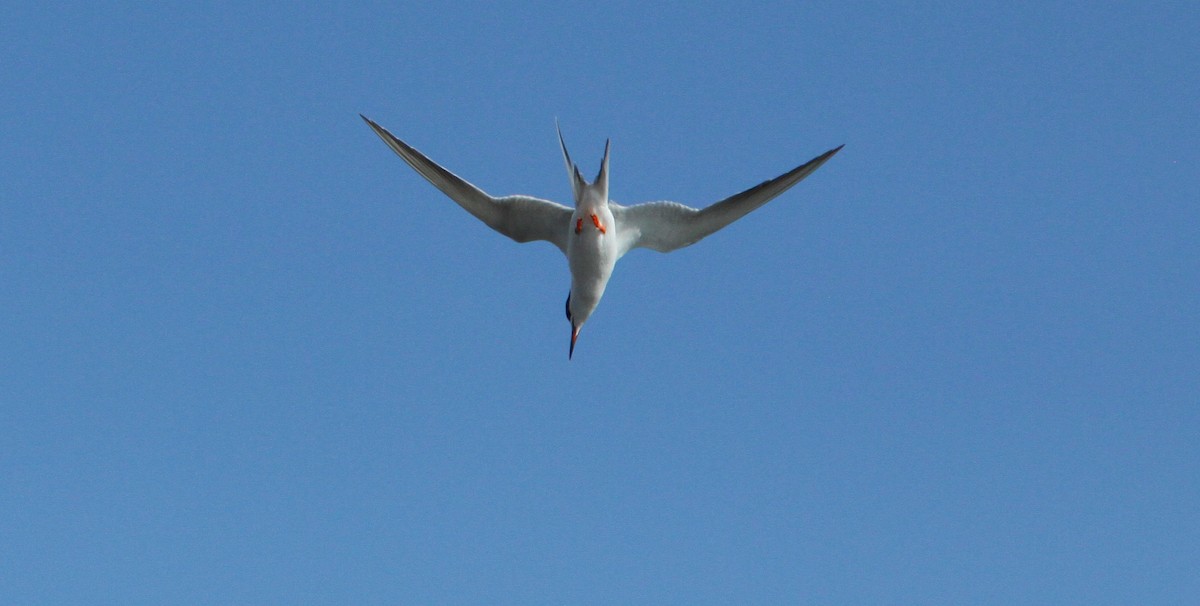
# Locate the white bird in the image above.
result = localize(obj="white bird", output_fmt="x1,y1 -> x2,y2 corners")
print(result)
361,115 -> 842,358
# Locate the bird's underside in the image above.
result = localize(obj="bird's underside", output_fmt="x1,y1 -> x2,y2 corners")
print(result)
361,114 -> 842,357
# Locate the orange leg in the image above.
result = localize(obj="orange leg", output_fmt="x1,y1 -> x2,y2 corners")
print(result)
575,218 -> 583,234
591,214 -> 607,234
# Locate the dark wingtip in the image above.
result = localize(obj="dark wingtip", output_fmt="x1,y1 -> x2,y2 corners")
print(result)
799,144 -> 845,173
360,114 -> 386,135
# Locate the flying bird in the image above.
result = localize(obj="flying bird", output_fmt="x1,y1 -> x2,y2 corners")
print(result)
361,115 -> 841,359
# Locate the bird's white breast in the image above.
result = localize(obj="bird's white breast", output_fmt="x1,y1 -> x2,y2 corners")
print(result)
566,206 -> 619,322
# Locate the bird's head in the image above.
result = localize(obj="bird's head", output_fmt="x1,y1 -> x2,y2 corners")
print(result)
565,290 -> 600,360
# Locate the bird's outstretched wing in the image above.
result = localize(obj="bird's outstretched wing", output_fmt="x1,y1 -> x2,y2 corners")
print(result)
611,145 -> 843,256
362,115 -> 573,255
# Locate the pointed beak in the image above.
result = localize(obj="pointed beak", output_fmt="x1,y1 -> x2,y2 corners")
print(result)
569,323 -> 581,360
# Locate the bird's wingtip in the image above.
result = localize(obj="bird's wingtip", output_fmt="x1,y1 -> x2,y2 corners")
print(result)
360,114 -> 385,134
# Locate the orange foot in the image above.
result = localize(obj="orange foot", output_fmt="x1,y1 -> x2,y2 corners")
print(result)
591,214 -> 607,234
575,218 -> 583,234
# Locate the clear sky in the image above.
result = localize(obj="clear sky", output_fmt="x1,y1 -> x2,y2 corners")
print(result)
3,2 -> 1197,604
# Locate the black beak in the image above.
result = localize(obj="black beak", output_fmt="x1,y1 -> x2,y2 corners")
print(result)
569,322 -> 580,360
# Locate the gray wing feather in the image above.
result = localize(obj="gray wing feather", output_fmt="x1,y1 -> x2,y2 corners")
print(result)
613,145 -> 843,255
362,115 -> 572,254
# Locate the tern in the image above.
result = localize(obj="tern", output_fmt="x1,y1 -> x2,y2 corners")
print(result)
361,115 -> 842,359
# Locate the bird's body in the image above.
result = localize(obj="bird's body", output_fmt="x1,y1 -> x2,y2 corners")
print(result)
361,115 -> 842,358
565,205 -> 617,331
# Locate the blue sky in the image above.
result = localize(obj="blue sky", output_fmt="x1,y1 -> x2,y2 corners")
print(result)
3,2 -> 1197,603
